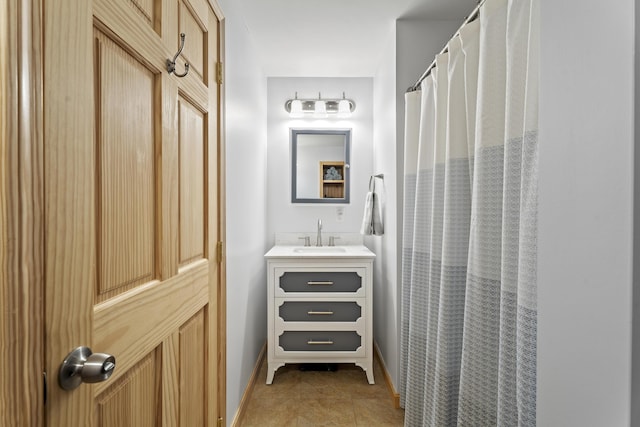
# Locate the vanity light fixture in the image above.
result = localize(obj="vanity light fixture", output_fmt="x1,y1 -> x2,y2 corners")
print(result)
289,92 -> 304,118
314,93 -> 328,118
285,92 -> 356,118
337,92 -> 351,118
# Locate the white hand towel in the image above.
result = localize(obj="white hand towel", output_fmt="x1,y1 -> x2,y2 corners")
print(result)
360,190 -> 384,236
360,192 -> 374,235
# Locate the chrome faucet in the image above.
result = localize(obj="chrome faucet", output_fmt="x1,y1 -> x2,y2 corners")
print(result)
316,219 -> 323,246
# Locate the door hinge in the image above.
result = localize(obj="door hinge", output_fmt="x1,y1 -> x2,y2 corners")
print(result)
216,241 -> 223,263
216,62 -> 223,85
217,417 -> 223,427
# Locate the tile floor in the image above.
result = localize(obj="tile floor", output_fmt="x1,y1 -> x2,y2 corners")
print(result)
239,357 -> 405,426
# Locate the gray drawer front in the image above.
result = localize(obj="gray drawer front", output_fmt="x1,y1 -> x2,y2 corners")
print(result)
279,302 -> 361,322
279,331 -> 361,352
279,272 -> 362,293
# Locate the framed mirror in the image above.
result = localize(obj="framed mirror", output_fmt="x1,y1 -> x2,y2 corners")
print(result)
291,128 -> 351,204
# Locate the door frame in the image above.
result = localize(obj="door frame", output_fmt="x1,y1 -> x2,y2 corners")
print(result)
0,0 -> 227,424
0,0 -> 45,425
209,1 -> 227,424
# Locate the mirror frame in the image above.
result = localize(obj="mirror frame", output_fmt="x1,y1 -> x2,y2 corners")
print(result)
291,128 -> 351,204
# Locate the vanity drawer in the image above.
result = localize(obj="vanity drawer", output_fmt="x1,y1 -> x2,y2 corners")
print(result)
278,272 -> 362,293
278,301 -> 362,322
279,331 -> 362,352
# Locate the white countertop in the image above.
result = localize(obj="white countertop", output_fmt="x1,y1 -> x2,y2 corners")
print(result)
264,244 -> 376,259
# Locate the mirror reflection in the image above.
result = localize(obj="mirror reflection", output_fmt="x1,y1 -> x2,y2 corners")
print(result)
291,129 -> 351,204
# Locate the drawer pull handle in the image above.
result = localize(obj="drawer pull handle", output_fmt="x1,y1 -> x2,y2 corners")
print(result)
307,281 -> 334,285
307,340 -> 334,345
307,311 -> 334,315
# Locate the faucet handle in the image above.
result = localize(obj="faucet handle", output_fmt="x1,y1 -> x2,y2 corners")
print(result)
328,236 -> 340,247
298,236 -> 311,247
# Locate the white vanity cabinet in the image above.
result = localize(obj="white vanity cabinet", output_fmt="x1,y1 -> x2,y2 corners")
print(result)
264,246 -> 375,384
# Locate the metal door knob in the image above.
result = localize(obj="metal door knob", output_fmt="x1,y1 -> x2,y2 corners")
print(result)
59,346 -> 116,390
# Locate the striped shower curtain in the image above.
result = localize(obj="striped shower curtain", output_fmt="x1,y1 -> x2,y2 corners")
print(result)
399,0 -> 538,425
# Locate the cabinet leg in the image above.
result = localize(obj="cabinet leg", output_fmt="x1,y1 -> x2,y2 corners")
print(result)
356,360 -> 375,384
366,368 -> 375,385
266,362 -> 284,385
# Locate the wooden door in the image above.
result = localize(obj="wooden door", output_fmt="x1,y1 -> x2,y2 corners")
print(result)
42,0 -> 225,425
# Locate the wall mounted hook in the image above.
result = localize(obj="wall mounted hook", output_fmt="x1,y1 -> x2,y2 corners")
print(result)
166,33 -> 190,78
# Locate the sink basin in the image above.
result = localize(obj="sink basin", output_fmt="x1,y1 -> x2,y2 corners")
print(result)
293,247 -> 347,253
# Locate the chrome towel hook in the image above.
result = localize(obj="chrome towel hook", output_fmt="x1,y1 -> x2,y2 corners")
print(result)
166,33 -> 190,77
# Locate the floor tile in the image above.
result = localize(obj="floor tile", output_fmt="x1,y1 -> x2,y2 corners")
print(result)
242,398 -> 299,427
295,398 -> 356,426
239,357 -> 404,427
353,398 -> 405,427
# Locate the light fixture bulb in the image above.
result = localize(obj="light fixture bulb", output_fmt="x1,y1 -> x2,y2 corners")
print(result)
337,99 -> 351,118
289,99 -> 303,118
314,100 -> 327,118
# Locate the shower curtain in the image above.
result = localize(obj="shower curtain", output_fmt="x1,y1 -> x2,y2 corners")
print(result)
399,0 -> 538,425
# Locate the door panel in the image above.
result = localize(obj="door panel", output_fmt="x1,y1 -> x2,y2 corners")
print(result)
179,309 -> 207,425
44,0 -> 223,425
96,349 -> 161,427
129,0 -> 157,27
95,28 -> 158,301
179,1 -> 206,81
179,98 -> 206,265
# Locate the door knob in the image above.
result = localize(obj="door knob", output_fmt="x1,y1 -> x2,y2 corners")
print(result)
59,346 -> 116,390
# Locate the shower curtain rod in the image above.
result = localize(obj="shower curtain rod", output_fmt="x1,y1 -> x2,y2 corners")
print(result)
407,0 -> 486,92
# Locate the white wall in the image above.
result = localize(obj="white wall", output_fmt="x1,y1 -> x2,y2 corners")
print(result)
217,1 -> 269,424
267,78 -> 374,243
372,23 -> 399,387
371,18 -> 463,390
538,1 -> 634,425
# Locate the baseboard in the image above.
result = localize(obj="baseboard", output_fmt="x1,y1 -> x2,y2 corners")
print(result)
230,342 -> 267,427
374,341 -> 401,409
